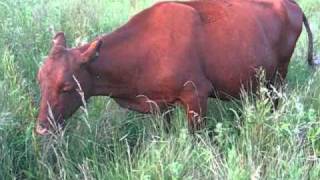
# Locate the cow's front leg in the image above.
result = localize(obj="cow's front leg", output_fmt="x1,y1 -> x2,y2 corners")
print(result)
181,95 -> 208,133
179,82 -> 209,133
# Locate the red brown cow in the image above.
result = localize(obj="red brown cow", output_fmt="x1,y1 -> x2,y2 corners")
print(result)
36,0 -> 314,135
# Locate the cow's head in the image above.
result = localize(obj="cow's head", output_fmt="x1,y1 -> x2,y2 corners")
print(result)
36,32 -> 102,135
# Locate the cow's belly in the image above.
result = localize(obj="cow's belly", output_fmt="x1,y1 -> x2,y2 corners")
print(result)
201,34 -> 278,99
206,56 -> 278,100
209,69 -> 260,99
113,95 -> 176,113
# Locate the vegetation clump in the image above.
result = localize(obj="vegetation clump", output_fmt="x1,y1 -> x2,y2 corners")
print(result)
0,0 -> 319,179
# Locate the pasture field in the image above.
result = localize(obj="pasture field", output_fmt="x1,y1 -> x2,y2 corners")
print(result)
0,0 -> 320,179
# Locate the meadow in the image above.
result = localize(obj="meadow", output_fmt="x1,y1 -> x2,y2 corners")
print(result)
0,0 -> 319,179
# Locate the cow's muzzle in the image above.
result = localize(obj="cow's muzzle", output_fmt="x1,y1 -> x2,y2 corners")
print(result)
35,121 -> 50,135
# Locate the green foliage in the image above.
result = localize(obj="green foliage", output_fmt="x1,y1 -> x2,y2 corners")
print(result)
0,0 -> 320,179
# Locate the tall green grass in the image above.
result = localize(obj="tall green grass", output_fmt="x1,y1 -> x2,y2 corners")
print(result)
0,0 -> 319,179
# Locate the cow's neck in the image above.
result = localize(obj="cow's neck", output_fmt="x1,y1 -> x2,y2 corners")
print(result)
82,28 -> 139,97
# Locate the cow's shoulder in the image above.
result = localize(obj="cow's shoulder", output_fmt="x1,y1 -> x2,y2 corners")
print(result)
151,1 -> 198,14
116,1 -> 201,34
146,1 -> 200,23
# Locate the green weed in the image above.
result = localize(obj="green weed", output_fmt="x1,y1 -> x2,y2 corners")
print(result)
0,0 -> 319,179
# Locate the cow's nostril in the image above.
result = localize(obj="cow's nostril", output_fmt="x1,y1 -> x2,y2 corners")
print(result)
36,121 -> 49,135
39,121 -> 47,128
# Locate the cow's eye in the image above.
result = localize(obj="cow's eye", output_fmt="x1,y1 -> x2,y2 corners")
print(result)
61,83 -> 74,92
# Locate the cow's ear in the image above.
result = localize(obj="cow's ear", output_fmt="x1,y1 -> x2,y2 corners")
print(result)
52,32 -> 66,48
80,39 -> 102,64
50,32 -> 66,56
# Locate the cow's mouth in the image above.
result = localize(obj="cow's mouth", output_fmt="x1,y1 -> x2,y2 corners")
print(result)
35,116 -> 65,136
36,121 -> 49,135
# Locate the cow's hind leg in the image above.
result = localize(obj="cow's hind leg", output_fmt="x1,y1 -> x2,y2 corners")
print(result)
267,71 -> 280,110
268,63 -> 288,110
179,82 -> 210,133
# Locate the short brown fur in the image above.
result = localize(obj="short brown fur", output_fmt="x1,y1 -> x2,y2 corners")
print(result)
36,0 -> 313,135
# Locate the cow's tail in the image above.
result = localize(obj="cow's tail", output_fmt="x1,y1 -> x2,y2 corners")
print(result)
302,13 -> 314,66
